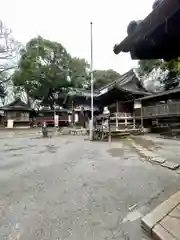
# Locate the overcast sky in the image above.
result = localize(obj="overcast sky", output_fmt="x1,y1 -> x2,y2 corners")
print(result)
0,0 -> 154,74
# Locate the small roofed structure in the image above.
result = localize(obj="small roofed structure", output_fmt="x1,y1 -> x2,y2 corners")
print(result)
64,89 -> 98,106
63,89 -> 100,127
113,0 -> 180,60
36,107 -> 69,127
0,98 -> 34,128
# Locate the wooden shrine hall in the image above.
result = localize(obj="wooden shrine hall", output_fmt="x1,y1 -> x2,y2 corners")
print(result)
63,69 -> 151,136
94,69 -> 150,131
95,69 -> 150,105
93,81 -> 180,139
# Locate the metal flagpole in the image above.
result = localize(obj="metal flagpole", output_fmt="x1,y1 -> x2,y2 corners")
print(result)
89,22 -> 94,141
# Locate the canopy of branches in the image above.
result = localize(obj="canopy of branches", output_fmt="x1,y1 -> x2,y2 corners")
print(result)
12,36 -> 121,107
12,36 -> 73,107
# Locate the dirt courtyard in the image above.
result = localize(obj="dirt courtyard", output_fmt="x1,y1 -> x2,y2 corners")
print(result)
0,130 -> 180,240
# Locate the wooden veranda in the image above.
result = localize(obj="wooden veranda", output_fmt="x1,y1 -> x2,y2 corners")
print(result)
138,101 -> 180,119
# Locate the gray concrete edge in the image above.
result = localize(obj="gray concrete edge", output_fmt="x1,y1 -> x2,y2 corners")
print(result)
141,191 -> 180,235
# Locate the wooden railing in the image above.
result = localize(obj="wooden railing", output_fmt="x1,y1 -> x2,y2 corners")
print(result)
111,112 -> 133,119
142,101 -> 180,118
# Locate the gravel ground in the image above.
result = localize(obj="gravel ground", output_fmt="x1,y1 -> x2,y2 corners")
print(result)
0,130 -> 180,240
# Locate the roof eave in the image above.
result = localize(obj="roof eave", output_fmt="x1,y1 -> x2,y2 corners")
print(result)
136,88 -> 180,102
113,0 -> 179,55
116,86 -> 151,95
97,69 -> 134,93
0,107 -> 32,111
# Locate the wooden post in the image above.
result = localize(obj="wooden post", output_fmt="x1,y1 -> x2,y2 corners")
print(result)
125,112 -> 127,128
108,116 -> 111,143
101,117 -> 103,140
140,101 -> 144,130
116,113 -> 118,130
116,101 -> 119,130
72,101 -> 75,126
133,114 -> 136,129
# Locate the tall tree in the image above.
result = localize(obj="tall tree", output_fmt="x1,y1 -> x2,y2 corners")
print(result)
12,36 -> 72,108
67,59 -> 121,90
69,57 -> 90,88
68,59 -> 121,90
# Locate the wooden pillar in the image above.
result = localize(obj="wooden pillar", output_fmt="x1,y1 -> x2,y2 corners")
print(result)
115,113 -> 118,130
125,112 -> 127,128
116,101 -> 119,130
140,101 -> 144,129
108,116 -> 111,143
133,114 -> 136,129
71,101 -> 75,126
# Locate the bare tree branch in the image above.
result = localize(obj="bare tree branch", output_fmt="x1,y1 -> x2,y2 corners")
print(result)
0,19 -> 22,103
0,76 -> 11,84
0,66 -> 14,74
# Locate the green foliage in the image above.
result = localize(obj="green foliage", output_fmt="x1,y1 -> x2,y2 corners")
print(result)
0,72 -> 8,100
12,36 -> 121,107
138,59 -> 180,90
162,58 -> 180,90
68,60 -> 121,90
138,60 -> 163,75
69,57 -> 90,88
0,84 -> 5,99
12,36 -> 72,107
93,69 -> 121,89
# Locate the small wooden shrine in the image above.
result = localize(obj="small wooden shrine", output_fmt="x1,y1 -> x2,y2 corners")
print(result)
113,0 -> 180,60
0,98 -> 34,128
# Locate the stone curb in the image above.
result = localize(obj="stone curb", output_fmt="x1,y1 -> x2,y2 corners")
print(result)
141,191 -> 180,238
159,135 -> 180,141
130,140 -> 180,171
152,224 -> 177,240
